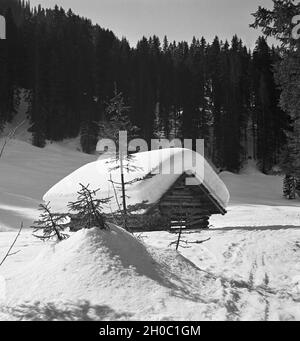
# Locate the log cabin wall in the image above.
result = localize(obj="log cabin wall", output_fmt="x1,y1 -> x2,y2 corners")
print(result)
109,173 -> 226,232
158,174 -> 223,229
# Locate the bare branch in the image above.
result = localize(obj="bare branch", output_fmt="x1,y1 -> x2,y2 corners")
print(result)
0,223 -> 23,267
190,238 -> 211,245
7,250 -> 21,257
0,120 -> 25,160
109,174 -> 122,213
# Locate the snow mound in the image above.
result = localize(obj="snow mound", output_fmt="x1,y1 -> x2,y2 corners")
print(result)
2,224 -> 227,321
44,148 -> 230,214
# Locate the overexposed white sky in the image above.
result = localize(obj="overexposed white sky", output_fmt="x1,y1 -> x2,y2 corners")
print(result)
29,0 -> 275,48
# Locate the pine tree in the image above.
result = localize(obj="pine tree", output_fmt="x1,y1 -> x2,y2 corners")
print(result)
31,203 -> 69,241
101,85 -> 138,143
32,126 -> 46,148
80,95 -> 99,154
80,120 -> 98,154
0,0 -> 289,176
68,184 -> 111,230
283,174 -> 297,199
0,6 -> 19,130
296,178 -> 300,196
133,37 -> 157,143
279,134 -> 300,199
107,150 -> 141,231
252,37 -> 288,173
207,36 -> 222,166
101,87 -> 139,230
252,0 -> 300,191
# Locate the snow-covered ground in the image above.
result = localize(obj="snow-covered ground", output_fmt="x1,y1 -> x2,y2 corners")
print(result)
0,122 -> 300,320
0,139 -> 94,232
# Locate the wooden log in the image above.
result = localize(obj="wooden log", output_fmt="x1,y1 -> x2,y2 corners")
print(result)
160,209 -> 210,216
170,221 -> 187,225
160,200 -> 210,205
163,195 -> 195,201
160,202 -> 213,210
160,199 -> 208,205
187,218 -> 209,227
169,190 -> 206,197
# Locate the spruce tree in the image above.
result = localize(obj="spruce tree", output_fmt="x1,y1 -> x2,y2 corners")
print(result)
252,0 -> 300,192
279,133 -> 300,199
101,87 -> 139,230
283,174 -> 297,199
31,203 -> 69,241
252,37 -> 288,173
0,0 -> 289,176
68,184 -> 111,230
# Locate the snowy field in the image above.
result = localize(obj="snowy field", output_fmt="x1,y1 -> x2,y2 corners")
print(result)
0,135 -> 300,320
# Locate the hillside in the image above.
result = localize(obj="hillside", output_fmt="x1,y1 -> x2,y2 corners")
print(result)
0,109 -> 95,231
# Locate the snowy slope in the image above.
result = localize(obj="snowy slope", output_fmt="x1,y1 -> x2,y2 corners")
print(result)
1,90 -> 32,144
141,227 -> 300,321
43,148 -> 230,214
0,136 -> 300,320
0,139 -> 95,231
0,225 -> 231,321
222,159 -> 290,206
0,92 -> 95,231
209,160 -> 300,229
1,223 -> 299,321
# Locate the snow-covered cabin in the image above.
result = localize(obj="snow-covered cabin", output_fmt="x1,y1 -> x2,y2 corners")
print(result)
43,148 -> 230,230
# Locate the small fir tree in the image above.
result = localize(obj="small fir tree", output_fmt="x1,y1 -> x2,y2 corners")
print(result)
31,203 -> 69,241
68,184 -> 111,230
101,86 -> 140,230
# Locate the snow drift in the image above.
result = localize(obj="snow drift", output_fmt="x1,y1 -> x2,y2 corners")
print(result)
2,224 -> 228,321
1,223 -> 300,321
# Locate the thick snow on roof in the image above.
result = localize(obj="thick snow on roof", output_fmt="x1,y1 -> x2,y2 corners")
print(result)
43,148 -> 230,213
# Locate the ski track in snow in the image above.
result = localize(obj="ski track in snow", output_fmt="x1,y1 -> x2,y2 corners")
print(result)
141,227 -> 300,321
1,226 -> 299,321
0,137 -> 299,320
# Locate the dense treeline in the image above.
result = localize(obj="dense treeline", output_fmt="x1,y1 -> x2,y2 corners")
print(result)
0,0 -> 290,172
252,0 -> 300,198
